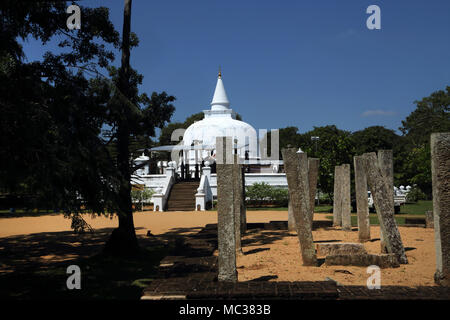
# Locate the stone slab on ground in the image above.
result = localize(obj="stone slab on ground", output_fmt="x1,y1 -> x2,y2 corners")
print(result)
316,242 -> 367,257
325,253 -> 400,268
405,218 -> 426,225
143,223 -> 450,300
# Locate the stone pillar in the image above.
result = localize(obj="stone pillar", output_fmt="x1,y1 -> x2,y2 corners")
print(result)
333,165 -> 342,227
354,156 -> 371,242
341,164 -> 351,231
240,165 -> 247,234
288,197 -> 296,232
308,158 -> 320,224
425,210 -> 434,229
233,154 -> 243,254
216,136 -> 237,282
362,152 -> 408,264
281,148 -> 317,266
378,150 -> 394,253
431,132 -> 450,286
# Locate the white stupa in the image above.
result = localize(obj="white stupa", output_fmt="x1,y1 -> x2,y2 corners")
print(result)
182,70 -> 258,160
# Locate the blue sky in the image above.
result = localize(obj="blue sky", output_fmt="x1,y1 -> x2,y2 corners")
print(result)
21,0 -> 450,135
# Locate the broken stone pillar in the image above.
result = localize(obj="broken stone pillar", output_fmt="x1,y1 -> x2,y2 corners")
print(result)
333,165 -> 342,227
281,148 -> 317,266
341,164 -> 351,231
316,242 -> 367,257
308,158 -> 320,224
378,150 -> 394,253
216,136 -> 237,282
354,155 -> 371,242
431,133 -> 450,286
362,152 -> 408,264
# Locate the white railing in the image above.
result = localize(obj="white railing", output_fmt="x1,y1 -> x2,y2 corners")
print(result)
150,167 -> 176,212
195,166 -> 213,211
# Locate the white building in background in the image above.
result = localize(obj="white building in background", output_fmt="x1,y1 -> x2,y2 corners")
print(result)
131,72 -> 412,212
182,70 -> 259,161
132,71 -> 287,211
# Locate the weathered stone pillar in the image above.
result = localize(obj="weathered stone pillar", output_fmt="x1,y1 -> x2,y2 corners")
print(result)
240,165 -> 247,234
341,164 -> 351,231
425,210 -> 434,229
216,136 -> 237,282
333,165 -> 342,227
431,132 -> 450,286
308,158 -> 320,224
282,148 -> 317,266
378,150 -> 394,253
288,197 -> 296,232
233,154 -> 243,254
362,152 -> 408,264
354,156 -> 371,242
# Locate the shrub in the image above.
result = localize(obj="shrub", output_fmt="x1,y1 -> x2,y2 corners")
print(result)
245,182 -> 288,207
131,188 -> 155,211
406,186 -> 426,203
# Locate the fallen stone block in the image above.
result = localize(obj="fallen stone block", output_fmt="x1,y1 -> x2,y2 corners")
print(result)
405,217 -> 426,225
325,253 -> 400,268
316,242 -> 367,257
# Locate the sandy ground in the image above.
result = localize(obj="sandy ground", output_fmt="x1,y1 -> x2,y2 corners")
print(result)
237,214 -> 436,287
0,211 -> 436,287
0,210 -> 287,238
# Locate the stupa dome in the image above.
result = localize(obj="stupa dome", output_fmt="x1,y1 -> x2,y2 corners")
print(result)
183,72 -> 258,159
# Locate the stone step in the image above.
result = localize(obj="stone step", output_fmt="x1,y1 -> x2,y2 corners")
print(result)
165,181 -> 199,211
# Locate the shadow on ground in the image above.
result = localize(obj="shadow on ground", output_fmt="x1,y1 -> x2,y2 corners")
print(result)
0,227 -> 170,299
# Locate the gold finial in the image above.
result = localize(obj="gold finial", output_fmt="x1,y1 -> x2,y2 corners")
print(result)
218,66 -> 222,78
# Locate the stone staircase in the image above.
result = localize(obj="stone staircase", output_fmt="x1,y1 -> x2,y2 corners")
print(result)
166,181 -> 199,211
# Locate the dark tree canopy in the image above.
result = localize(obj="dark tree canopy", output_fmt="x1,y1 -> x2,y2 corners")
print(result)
400,86 -> 450,146
351,126 -> 401,155
0,1 -> 176,233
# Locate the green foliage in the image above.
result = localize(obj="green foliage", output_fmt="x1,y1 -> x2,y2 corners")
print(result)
0,1 -> 175,229
398,86 -> 450,197
131,188 -> 154,211
0,2 -> 121,213
406,186 -> 427,203
351,126 -> 401,155
300,125 -> 354,200
245,182 -> 288,207
400,86 -> 450,146
399,200 -> 432,215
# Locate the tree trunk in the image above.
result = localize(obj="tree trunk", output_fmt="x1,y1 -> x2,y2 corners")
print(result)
104,0 -> 139,256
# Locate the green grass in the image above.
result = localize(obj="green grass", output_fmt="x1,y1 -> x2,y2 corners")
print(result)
323,201 -> 432,226
399,200 -> 432,215
314,205 -> 333,213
